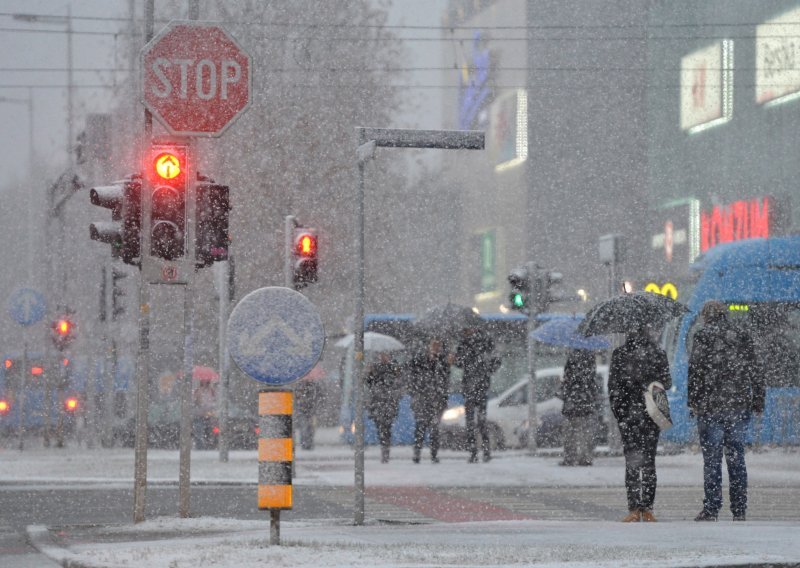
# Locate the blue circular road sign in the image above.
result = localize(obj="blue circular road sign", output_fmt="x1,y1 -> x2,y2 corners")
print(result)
8,288 -> 47,326
227,287 -> 325,385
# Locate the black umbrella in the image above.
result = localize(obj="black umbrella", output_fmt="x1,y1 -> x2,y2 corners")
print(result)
577,292 -> 688,336
415,303 -> 484,340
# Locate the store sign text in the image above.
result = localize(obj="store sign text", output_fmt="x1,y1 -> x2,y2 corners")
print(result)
700,197 -> 771,252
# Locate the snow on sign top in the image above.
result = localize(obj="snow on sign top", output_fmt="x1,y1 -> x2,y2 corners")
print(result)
227,287 -> 325,386
141,21 -> 252,137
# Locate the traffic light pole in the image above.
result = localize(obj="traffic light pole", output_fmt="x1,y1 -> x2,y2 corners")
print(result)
525,262 -> 539,457
353,127 -> 484,526
133,0 -> 154,525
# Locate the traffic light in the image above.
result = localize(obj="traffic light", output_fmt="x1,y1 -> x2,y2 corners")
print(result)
148,143 -> 188,260
292,228 -> 318,289
0,399 -> 9,416
89,175 -> 142,266
531,270 -> 565,315
52,316 -> 76,351
508,266 -> 531,313
196,179 -> 231,268
64,396 -> 79,413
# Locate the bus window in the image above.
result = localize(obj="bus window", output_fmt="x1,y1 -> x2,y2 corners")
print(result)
746,303 -> 800,388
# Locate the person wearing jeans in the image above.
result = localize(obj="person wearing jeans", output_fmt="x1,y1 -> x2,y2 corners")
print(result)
696,412 -> 750,519
688,301 -> 765,522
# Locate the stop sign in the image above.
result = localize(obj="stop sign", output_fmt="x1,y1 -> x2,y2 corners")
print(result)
141,22 -> 252,137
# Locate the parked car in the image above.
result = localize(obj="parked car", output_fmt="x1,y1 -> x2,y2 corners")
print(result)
440,365 -> 609,450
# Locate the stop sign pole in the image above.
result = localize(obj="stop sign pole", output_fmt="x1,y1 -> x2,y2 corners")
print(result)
133,18 -> 252,524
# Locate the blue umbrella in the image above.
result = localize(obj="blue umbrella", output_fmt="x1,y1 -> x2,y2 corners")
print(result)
530,317 -> 610,350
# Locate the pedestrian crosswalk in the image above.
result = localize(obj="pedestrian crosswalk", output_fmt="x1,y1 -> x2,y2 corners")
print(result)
308,485 -> 800,523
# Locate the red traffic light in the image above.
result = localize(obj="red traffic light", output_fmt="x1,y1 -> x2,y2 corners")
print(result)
154,152 -> 182,180
4,358 -> 12,369
0,399 -> 10,415
64,396 -> 79,413
294,232 -> 317,257
31,366 -> 43,376
56,319 -> 72,336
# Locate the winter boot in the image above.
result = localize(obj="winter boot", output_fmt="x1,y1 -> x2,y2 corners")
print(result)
694,510 -> 718,522
640,509 -> 657,522
622,509 -> 642,522
467,453 -> 478,464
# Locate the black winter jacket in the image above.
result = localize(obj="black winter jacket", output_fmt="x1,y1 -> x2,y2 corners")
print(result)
454,330 -> 497,402
688,317 -> 765,416
561,349 -> 600,418
608,333 -> 672,424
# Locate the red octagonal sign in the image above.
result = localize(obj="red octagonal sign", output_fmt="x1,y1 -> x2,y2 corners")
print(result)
141,22 -> 252,137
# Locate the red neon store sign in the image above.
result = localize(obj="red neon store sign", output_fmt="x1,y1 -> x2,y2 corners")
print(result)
700,197 -> 771,252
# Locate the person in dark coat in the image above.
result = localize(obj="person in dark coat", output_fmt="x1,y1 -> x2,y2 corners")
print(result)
454,326 -> 499,463
408,337 -> 451,463
294,376 -> 321,450
560,348 -> 601,466
608,325 -> 672,522
689,300 -> 765,522
365,351 -> 402,463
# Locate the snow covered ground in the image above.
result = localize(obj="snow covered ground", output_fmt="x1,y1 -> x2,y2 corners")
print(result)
4,430 -> 800,567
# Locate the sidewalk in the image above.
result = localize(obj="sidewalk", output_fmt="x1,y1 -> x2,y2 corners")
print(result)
25,516 -> 800,568
6,431 -> 800,567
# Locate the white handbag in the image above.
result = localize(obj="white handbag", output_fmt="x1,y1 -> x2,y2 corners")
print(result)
645,381 -> 673,430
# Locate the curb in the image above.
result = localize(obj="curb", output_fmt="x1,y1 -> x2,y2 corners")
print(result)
26,525 -> 107,568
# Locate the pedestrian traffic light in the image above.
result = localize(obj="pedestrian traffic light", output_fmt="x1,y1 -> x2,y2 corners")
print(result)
52,316 -> 76,351
292,228 -> 319,289
89,175 -> 142,266
508,266 -> 531,313
148,143 -> 187,260
196,178 -> 230,268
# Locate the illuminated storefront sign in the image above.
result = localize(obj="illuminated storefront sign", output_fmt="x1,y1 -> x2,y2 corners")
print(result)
645,282 -> 679,300
650,199 -> 701,268
700,197 -> 771,252
680,41 -> 734,133
755,7 -> 800,106
489,89 -> 528,172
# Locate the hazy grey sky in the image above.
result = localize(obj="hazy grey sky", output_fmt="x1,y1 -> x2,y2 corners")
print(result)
0,0 -> 449,187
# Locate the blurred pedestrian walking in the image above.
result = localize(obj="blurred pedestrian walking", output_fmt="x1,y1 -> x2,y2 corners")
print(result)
408,337 -> 452,463
609,325 -> 672,522
454,325 -> 500,463
689,300 -> 765,522
294,374 -> 322,450
365,351 -> 402,463
560,349 -> 601,466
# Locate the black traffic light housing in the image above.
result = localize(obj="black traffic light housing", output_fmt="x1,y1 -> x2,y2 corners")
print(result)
508,266 -> 531,313
52,316 -> 76,351
196,177 -> 231,268
148,144 -> 187,261
292,228 -> 318,289
89,175 -> 141,266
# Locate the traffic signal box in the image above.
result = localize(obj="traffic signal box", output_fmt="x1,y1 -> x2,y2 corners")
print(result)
52,316 -> 76,351
196,180 -> 230,268
148,144 -> 188,261
292,228 -> 318,289
90,141 -> 229,271
89,175 -> 142,266
508,266 -> 531,313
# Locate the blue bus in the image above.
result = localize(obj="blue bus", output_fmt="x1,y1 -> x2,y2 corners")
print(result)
662,236 -> 800,445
